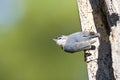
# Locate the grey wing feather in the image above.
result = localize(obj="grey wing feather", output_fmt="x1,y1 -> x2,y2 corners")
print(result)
64,40 -> 96,52
74,41 -> 91,50
83,31 -> 100,38
67,32 -> 89,42
74,39 -> 97,51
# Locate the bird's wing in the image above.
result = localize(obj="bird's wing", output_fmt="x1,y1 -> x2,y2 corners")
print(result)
82,31 -> 90,37
75,39 -> 96,50
75,41 -> 91,50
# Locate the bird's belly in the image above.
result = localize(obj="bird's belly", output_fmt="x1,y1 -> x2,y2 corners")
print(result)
63,44 -> 78,53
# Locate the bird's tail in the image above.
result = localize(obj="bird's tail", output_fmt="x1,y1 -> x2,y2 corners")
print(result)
90,33 -> 100,38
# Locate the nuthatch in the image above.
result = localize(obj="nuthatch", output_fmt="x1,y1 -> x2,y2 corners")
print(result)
53,31 -> 100,53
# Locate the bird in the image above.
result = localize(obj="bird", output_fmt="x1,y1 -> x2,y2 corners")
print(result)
52,31 -> 100,53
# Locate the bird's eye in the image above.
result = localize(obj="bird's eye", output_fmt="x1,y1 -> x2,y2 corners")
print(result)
58,37 -> 61,39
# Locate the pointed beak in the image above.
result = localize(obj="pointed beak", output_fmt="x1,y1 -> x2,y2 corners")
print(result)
52,38 -> 57,41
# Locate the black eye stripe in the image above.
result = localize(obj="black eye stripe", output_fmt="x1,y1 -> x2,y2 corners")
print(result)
55,36 -> 61,39
56,36 -> 62,39
58,37 -> 61,39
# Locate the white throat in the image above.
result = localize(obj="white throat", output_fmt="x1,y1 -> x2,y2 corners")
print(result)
56,37 -> 68,46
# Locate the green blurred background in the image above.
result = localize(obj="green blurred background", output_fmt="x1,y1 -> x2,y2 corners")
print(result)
0,0 -> 88,80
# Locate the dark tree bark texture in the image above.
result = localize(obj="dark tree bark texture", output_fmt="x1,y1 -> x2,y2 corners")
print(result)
77,0 -> 120,80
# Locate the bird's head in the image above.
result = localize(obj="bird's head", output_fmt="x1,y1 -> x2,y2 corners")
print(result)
52,35 -> 67,46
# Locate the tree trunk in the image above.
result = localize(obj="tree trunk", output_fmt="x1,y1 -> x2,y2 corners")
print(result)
77,0 -> 120,80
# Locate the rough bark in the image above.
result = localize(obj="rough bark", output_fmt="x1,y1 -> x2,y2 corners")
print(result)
76,0 -> 120,80
106,0 -> 120,79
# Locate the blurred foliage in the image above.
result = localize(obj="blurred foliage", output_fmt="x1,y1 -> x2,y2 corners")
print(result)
0,0 -> 88,80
